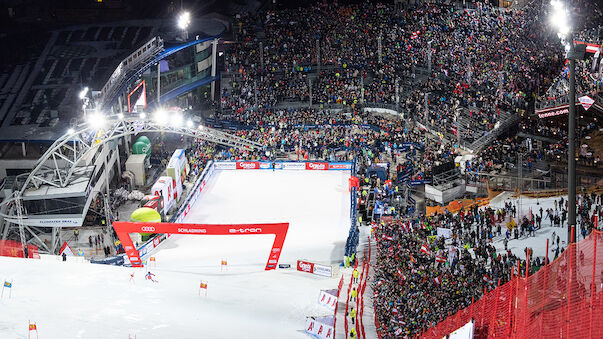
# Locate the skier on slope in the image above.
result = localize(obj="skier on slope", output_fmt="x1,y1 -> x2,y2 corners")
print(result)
146,271 -> 158,283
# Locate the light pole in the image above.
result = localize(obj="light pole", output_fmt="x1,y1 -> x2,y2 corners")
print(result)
549,0 -> 585,244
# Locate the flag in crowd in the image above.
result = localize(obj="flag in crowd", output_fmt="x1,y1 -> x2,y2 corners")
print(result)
433,277 -> 441,285
435,255 -> 447,263
420,244 -> 431,256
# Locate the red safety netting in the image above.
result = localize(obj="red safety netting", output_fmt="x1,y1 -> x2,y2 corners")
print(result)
422,230 -> 603,339
0,239 -> 40,259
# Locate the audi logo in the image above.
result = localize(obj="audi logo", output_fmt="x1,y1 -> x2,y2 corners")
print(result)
141,226 -> 156,232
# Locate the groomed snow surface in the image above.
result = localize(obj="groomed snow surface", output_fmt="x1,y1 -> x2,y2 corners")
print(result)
0,170 -> 351,338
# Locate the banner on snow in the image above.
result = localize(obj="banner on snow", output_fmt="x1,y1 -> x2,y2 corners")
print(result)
305,315 -> 334,339
448,319 -> 474,339
317,289 -> 338,312
297,259 -> 333,277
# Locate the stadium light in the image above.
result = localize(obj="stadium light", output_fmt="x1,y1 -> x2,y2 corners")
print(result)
178,12 -> 191,30
186,119 -> 193,128
87,112 -> 106,128
140,112 -> 146,119
79,87 -> 89,100
153,109 -> 168,126
67,128 -> 75,135
117,113 -> 124,120
171,112 -> 183,127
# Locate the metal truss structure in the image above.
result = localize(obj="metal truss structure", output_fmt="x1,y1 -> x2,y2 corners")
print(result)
19,115 -> 262,192
0,115 -> 264,252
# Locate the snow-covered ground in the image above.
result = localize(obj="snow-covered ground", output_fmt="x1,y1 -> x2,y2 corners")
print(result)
487,192 -> 578,261
0,170 -> 351,338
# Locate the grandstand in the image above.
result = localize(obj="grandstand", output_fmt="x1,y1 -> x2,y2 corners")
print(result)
0,0 -> 602,338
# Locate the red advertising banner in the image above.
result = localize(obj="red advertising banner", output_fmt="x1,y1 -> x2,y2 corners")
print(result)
297,259 -> 315,273
297,259 -> 332,277
305,162 -> 329,170
113,221 -> 289,270
235,161 -> 259,169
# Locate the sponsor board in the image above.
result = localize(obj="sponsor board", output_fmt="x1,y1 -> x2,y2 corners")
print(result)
297,260 -> 314,273
305,162 -> 329,170
313,263 -> 333,277
259,162 -> 272,169
297,259 -> 332,277
214,161 -> 236,169
305,317 -> 334,339
278,263 -> 291,269
281,162 -> 306,170
317,290 -> 338,312
328,163 -> 352,170
236,161 -> 259,170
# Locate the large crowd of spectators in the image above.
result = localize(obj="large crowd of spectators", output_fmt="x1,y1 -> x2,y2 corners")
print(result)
184,0 -> 603,336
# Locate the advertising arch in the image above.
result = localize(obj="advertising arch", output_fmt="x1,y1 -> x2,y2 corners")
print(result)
113,221 -> 289,270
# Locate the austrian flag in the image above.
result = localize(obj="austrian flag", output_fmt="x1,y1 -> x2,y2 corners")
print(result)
435,255 -> 447,263
420,244 -> 431,255
433,276 -> 441,285
382,234 -> 394,241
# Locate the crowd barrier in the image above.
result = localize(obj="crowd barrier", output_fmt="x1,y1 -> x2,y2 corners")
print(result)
515,185 -> 603,199
0,239 -> 40,259
358,239 -> 371,339
425,197 -> 490,216
334,275 -> 344,338
421,230 -> 603,338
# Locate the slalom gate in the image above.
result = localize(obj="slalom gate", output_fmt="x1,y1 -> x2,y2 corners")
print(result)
118,160 -> 356,270
417,230 -> 603,338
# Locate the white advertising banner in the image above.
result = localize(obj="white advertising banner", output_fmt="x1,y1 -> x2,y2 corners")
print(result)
282,162 -> 306,170
313,263 -> 333,277
447,320 -> 474,339
213,162 -> 236,169
305,316 -> 334,339
317,289 -> 338,312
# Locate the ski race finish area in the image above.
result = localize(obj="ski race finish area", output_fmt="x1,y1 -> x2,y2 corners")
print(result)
114,221 -> 289,270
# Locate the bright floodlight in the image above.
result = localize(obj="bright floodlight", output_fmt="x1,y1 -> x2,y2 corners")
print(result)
140,112 -> 146,119
186,119 -> 193,128
79,87 -> 89,99
178,12 -> 191,30
154,109 -> 168,126
117,113 -> 124,119
171,113 -> 183,127
67,128 -> 75,135
550,2 -> 570,37
87,112 -> 105,128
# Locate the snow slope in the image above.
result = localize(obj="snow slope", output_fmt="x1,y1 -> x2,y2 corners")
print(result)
0,170 -> 351,338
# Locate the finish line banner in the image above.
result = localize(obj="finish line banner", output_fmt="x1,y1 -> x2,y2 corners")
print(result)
114,221 -> 288,270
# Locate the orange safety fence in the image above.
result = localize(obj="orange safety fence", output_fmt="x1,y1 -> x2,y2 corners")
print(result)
421,230 -> 603,338
0,239 -> 40,259
425,197 -> 490,216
